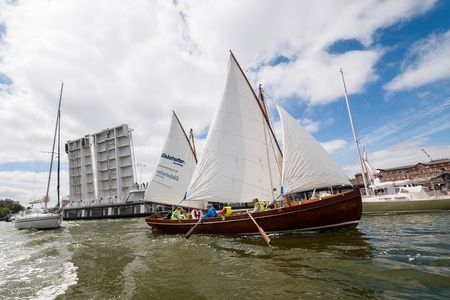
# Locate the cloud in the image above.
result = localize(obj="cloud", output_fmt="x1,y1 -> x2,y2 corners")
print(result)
385,29 -> 450,91
321,139 -> 347,154
0,170 -> 69,207
257,50 -> 381,104
300,118 -> 320,133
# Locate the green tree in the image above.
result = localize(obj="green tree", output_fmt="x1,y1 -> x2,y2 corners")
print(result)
9,202 -> 24,214
0,207 -> 11,218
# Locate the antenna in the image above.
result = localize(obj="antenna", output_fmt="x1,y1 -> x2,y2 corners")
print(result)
421,148 -> 432,161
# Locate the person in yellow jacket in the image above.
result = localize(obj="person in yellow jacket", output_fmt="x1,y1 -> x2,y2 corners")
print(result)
252,198 -> 266,213
218,206 -> 232,220
171,207 -> 187,220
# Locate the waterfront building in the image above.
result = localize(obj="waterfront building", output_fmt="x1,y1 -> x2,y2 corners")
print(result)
63,124 -> 151,220
353,158 -> 450,185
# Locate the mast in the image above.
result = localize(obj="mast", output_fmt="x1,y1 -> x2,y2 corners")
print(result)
189,128 -> 197,161
45,81 -> 64,210
57,84 -> 62,209
258,84 -> 275,200
173,111 -> 198,163
339,68 -> 369,195
258,84 -> 269,118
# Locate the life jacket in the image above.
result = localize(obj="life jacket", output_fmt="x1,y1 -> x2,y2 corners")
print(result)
191,209 -> 201,219
254,202 -> 266,212
222,206 -> 232,217
171,209 -> 186,220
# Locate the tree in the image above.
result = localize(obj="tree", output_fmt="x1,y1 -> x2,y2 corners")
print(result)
0,199 -> 24,218
9,202 -> 24,214
0,207 -> 11,219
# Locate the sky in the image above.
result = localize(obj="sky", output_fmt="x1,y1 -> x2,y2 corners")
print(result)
1,0 -> 449,206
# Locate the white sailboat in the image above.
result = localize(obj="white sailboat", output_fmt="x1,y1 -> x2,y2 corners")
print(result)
339,69 -> 450,213
363,151 -> 450,212
15,83 -> 64,230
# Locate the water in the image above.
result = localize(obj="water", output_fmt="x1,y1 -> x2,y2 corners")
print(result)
1,212 -> 449,299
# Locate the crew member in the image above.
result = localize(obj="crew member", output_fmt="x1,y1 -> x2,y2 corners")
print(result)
202,203 -> 217,218
171,207 -> 187,220
252,198 -> 266,213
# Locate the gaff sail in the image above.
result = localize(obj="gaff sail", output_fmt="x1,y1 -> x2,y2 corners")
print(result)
277,105 -> 350,194
184,53 -> 282,205
144,112 -> 200,208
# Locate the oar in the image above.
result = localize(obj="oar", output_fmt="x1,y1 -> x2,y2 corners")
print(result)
247,212 -> 271,246
185,215 -> 202,239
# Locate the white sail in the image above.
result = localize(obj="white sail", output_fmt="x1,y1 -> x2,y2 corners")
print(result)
277,105 -> 350,194
185,53 -> 282,205
362,148 -> 376,184
144,112 -> 200,208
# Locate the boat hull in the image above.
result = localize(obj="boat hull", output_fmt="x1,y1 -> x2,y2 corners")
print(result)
145,189 -> 362,234
14,213 -> 62,230
363,196 -> 450,213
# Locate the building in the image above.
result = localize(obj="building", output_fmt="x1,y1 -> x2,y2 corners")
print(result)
354,158 -> 450,185
63,124 -> 151,220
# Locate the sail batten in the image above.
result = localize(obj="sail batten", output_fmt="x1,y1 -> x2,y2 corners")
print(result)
278,106 -> 350,194
185,54 -> 281,204
144,112 -> 200,208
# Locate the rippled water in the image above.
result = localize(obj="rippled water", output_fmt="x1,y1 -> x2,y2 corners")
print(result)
1,212 -> 449,299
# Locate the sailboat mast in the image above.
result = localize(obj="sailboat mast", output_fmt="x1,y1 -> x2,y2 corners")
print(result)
339,69 -> 369,195
258,84 -> 269,118
45,82 -> 64,209
189,128 -> 197,161
57,84 -> 62,209
258,84 -> 276,200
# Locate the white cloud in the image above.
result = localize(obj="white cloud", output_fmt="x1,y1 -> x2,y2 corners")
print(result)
257,50 -> 381,104
385,29 -> 450,91
321,139 -> 347,154
0,170 -> 69,207
0,0 -> 438,201
300,118 -> 320,133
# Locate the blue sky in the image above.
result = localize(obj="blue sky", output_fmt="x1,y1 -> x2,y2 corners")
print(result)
0,0 -> 449,204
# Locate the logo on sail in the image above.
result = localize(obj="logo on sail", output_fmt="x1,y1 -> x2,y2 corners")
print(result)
161,153 -> 185,167
156,170 -> 179,181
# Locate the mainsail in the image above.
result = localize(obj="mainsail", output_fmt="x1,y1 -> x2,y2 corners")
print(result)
144,112 -> 200,208
185,53 -> 282,205
277,105 -> 350,194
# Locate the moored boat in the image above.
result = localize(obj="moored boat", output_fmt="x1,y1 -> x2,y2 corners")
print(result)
363,183 -> 450,212
15,210 -> 62,230
15,82 -> 64,230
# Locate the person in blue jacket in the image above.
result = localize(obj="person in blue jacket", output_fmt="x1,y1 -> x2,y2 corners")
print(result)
202,203 -> 217,218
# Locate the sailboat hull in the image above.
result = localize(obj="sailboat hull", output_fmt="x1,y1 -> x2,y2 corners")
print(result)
363,195 -> 450,212
145,189 -> 362,234
14,213 -> 62,230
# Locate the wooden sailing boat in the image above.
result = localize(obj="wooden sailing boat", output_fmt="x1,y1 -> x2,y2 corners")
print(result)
15,83 -> 64,230
145,52 -> 362,235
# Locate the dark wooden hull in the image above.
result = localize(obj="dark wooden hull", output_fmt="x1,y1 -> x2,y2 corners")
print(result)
145,189 -> 362,234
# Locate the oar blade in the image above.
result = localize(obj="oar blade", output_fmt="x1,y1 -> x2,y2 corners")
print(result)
185,216 -> 202,239
258,227 -> 271,245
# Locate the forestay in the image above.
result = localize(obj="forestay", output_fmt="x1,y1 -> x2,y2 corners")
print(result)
144,112 -> 200,208
185,53 -> 282,205
277,106 -> 350,194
